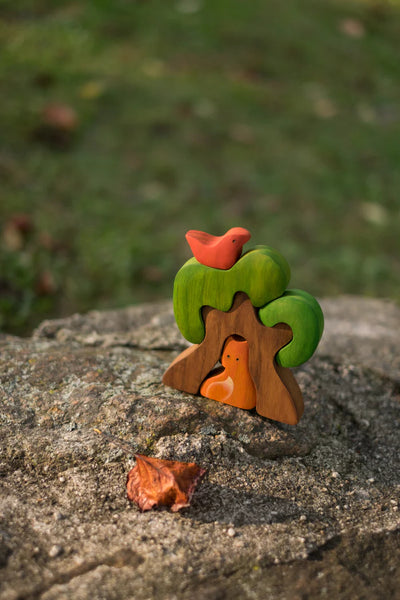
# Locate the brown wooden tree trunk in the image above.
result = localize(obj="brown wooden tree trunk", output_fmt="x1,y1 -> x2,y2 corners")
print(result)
163,293 -> 304,425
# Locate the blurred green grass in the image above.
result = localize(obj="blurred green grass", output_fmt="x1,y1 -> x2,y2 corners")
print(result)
0,0 -> 399,334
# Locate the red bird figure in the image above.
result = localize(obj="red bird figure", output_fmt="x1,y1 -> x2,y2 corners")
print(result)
185,227 -> 251,270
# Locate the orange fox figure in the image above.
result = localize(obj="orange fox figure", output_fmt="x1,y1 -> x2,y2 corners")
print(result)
200,335 -> 256,410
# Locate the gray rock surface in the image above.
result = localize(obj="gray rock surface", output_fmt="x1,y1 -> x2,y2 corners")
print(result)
1,296 -> 400,600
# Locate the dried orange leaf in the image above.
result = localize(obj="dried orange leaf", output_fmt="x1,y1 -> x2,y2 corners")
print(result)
127,454 -> 206,512
339,18 -> 365,39
36,270 -> 56,296
42,103 -> 78,132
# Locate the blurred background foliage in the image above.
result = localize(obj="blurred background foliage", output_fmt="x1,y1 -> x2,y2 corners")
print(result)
0,0 -> 399,334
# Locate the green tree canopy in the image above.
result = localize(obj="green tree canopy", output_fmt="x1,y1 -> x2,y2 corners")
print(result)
173,246 -> 323,369
173,246 -> 290,344
258,289 -> 324,367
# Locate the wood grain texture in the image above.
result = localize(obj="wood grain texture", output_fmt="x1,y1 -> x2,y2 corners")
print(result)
258,288 -> 324,367
200,335 -> 257,410
163,292 -> 304,425
173,246 -> 291,344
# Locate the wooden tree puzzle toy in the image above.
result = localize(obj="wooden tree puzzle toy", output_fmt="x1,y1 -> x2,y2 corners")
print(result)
163,228 -> 324,425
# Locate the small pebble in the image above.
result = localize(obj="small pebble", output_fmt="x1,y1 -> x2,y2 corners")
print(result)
48,544 -> 63,558
58,476 -> 65,483
227,528 -> 235,537
299,515 -> 307,522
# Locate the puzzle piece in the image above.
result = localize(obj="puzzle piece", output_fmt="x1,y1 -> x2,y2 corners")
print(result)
163,292 -> 304,424
200,335 -> 257,410
163,228 -> 324,426
185,227 -> 251,270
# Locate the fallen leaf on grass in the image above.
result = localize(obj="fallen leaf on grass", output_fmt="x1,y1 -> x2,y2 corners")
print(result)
304,83 -> 338,119
9,213 -> 34,235
127,454 -> 206,512
313,97 -> 337,119
339,18 -> 365,38
36,270 -> 56,295
33,103 -> 79,149
175,0 -> 202,15
2,213 -> 34,251
360,201 -> 388,226
42,103 -> 78,131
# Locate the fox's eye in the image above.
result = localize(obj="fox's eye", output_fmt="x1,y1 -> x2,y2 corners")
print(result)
226,354 -> 230,358
232,239 -> 236,243
236,357 -> 239,361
